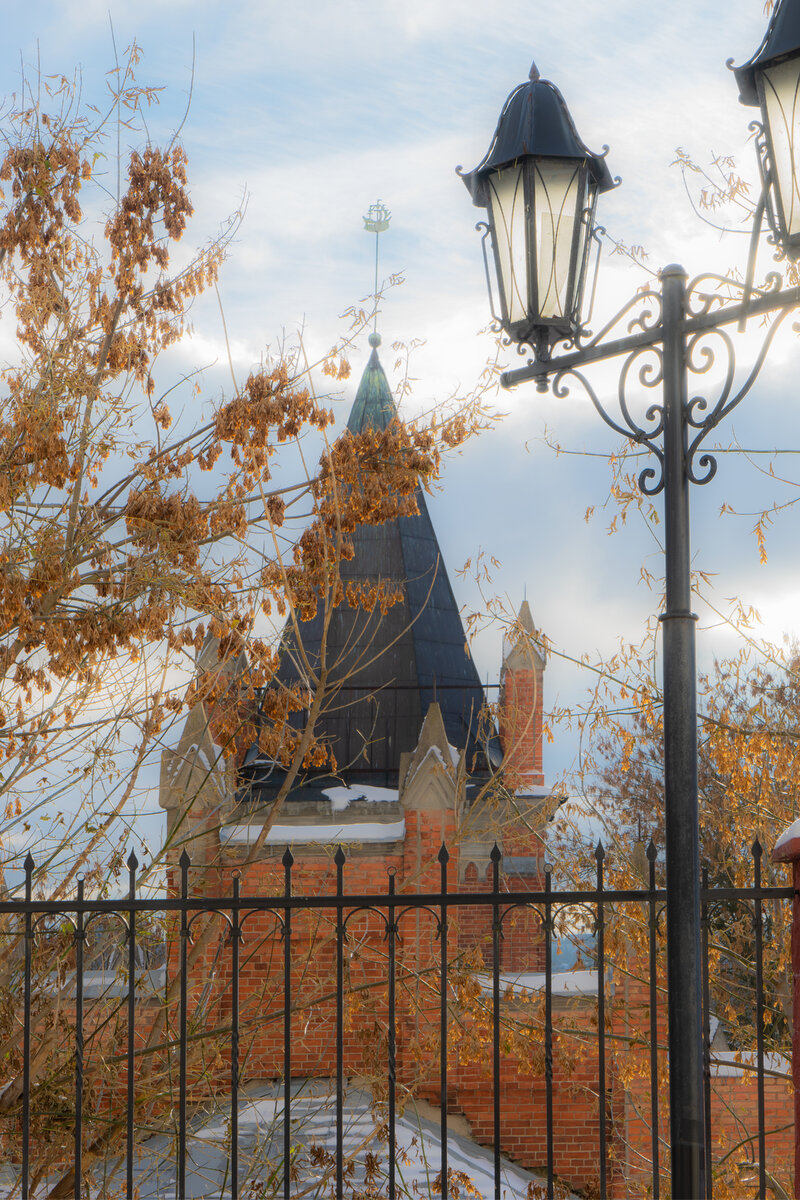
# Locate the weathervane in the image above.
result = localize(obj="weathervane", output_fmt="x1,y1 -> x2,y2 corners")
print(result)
362,200 -> 391,336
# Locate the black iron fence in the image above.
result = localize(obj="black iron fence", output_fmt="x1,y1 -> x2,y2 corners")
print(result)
0,840 -> 793,1200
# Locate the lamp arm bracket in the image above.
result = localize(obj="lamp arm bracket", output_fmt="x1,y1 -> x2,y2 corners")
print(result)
516,285 -> 797,499
684,304 -> 794,486
684,280 -> 800,335
552,354 -> 666,496
503,316 -> 663,388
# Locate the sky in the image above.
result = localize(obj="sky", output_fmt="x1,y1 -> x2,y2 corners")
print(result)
2,0 -> 800,844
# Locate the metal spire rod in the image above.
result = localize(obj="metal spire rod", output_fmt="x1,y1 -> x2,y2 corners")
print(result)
362,200 -> 391,334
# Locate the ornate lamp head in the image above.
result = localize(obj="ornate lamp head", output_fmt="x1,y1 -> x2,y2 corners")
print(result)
459,62 -> 616,358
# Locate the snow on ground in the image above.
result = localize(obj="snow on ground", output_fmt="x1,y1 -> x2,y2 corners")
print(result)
47,966 -> 167,1000
0,1081 -> 576,1198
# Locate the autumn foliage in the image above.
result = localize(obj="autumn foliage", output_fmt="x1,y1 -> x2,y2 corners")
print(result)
0,50 -> 485,882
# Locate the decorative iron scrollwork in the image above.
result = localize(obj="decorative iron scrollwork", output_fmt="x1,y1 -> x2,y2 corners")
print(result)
581,287 -> 663,351
476,221 -> 503,337
686,270 -> 781,321
545,274 -> 798,498
750,120 -> 783,258
682,304 -> 794,487
552,344 -> 666,496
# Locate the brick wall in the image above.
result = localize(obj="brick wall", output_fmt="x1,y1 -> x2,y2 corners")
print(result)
164,809 -> 610,1194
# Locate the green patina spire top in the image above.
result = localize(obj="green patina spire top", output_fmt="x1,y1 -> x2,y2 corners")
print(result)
347,331 -> 395,433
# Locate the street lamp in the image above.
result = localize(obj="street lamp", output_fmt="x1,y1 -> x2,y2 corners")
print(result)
461,8 -> 800,1199
459,63 -> 615,361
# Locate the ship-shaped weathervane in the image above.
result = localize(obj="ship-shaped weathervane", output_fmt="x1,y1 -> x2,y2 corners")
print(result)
362,200 -> 391,338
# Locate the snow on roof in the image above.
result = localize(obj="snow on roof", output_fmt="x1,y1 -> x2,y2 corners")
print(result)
478,969 -> 599,998
165,741 -> 223,782
515,785 -> 552,800
321,783 -> 399,812
220,819 -> 405,846
774,818 -> 800,855
404,743 -> 455,787
87,1080 -> 573,1199
47,968 -> 167,1001
710,1050 -> 790,1078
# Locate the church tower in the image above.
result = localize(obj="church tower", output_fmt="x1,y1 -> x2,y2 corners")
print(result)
159,332 -> 554,881
154,330 -> 558,1175
159,333 -> 514,865
258,329 -> 498,797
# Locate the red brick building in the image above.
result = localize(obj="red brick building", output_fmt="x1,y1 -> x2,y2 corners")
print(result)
155,337 -> 793,1197
154,335 -> 589,1178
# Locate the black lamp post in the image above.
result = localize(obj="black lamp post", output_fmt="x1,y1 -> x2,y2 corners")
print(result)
461,6 -> 800,1198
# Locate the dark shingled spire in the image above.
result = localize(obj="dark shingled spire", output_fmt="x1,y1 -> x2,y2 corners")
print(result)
242,339 -> 498,802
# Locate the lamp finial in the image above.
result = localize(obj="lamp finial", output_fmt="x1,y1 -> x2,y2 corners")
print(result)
529,60 -> 540,81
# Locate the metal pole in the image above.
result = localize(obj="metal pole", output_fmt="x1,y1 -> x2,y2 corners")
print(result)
660,263 -> 705,1197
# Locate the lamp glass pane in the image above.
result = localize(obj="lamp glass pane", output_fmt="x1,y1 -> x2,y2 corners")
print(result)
762,56 -> 800,238
488,164 -> 528,326
533,159 -> 582,320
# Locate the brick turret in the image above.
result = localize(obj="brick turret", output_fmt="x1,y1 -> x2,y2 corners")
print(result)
499,599 -> 545,791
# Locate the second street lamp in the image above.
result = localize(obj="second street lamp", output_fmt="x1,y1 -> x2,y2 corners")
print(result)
733,0 -> 800,255
462,4 -> 800,1196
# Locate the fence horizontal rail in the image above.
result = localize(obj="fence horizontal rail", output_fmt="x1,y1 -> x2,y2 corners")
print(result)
1,884 -> 793,915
